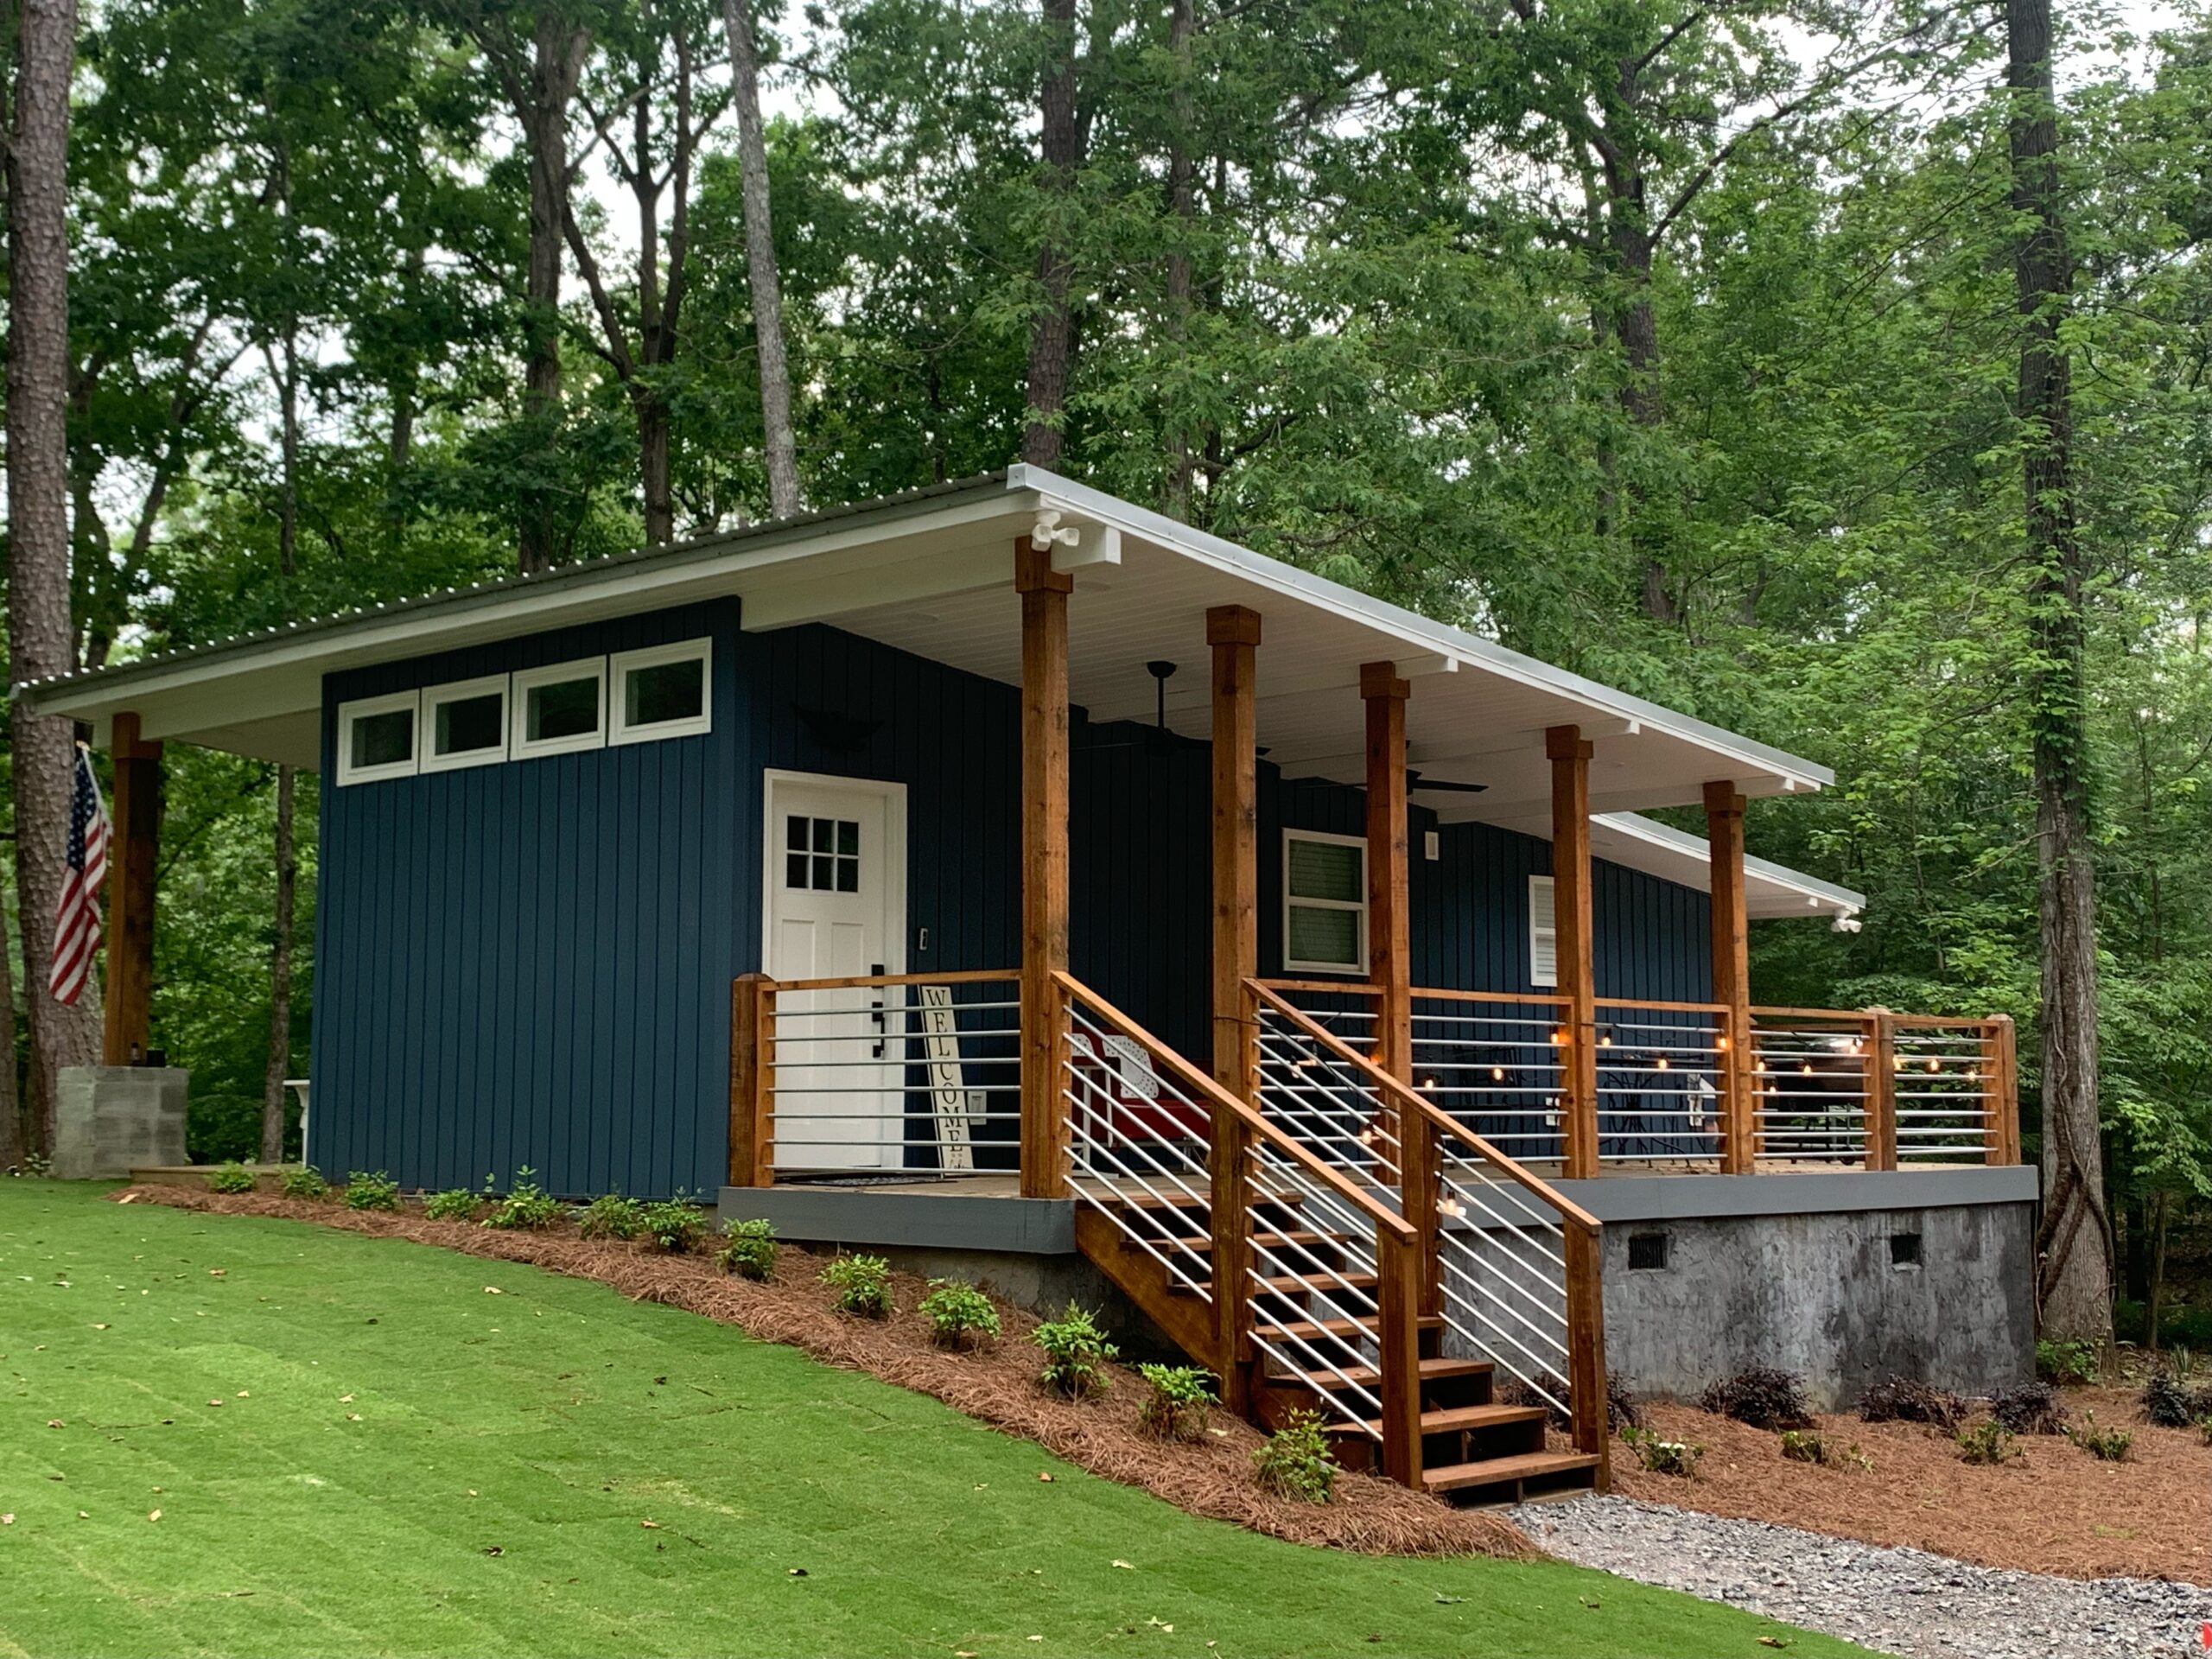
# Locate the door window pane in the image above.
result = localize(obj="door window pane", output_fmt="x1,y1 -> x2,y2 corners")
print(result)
785,815 -> 863,890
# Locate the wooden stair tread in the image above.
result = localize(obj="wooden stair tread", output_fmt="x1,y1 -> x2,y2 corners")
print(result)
1303,1356 -> 1492,1390
1150,1230 -> 1331,1254
1331,1402 -> 1548,1438
1262,1313 -> 1440,1343
1421,1451 -> 1599,1493
1256,1271 -> 1380,1294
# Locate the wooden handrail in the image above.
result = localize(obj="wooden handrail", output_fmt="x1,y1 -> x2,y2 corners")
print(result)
1408,985 -> 1571,1009
1248,980 -> 1601,1234
1751,1003 -> 1997,1029
1051,970 -> 1417,1246
772,968 -> 1017,993
1594,995 -> 1729,1016
1255,976 -> 1382,997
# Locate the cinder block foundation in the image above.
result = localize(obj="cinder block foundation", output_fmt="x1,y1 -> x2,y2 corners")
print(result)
53,1066 -> 188,1179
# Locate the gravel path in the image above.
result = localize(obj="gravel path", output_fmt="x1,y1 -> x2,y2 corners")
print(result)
1509,1494 -> 2209,1658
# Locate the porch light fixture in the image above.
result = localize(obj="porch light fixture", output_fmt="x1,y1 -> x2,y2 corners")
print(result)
1030,509 -> 1082,551
1656,1057 -> 1669,1071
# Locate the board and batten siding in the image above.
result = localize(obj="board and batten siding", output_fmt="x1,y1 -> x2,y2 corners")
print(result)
313,600 -> 1713,1197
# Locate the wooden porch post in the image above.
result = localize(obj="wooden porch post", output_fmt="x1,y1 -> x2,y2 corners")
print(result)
1546,726 -> 1599,1180
1703,782 -> 1754,1173
101,711 -> 162,1066
728,972 -> 775,1187
1018,541 -> 1074,1198
1865,1012 -> 1898,1171
1208,604 -> 1261,1407
1985,1014 -> 2021,1165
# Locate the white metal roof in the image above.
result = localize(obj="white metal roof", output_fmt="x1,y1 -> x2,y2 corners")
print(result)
16,467 -> 1859,918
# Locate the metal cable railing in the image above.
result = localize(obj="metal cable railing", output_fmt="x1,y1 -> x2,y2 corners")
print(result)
1592,999 -> 1726,1166
1751,1012 -> 1872,1164
1409,991 -> 1572,1163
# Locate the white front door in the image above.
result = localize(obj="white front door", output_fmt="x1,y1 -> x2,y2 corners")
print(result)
764,773 -> 906,1170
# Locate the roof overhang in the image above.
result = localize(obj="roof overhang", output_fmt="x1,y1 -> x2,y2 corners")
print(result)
17,467 -> 1847,909
1591,813 -> 1863,922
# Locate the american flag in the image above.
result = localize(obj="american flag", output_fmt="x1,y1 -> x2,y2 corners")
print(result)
49,745 -> 111,1005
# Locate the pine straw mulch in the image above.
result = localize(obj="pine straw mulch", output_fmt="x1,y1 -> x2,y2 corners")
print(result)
1613,1391 -> 2212,1586
110,1184 -> 1534,1561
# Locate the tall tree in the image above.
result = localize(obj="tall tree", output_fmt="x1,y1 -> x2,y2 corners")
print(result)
719,0 -> 801,517
2008,0 -> 2108,1342
6,0 -> 98,1148
1020,0 -> 1084,466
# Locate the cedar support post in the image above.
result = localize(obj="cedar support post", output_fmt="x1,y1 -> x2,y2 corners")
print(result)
102,711 -> 162,1066
1018,540 -> 1074,1198
1704,782 -> 1755,1173
1564,1224 -> 1612,1491
1865,1012 -> 1899,1171
1362,663 -> 1435,1309
1546,726 -> 1599,1179
1376,1228 -> 1424,1487
1985,1015 -> 2021,1165
1208,604 -> 1261,1407
728,972 -> 775,1187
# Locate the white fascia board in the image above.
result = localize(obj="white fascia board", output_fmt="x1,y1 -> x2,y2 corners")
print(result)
1010,467 -> 1833,793
1594,811 -> 1866,914
20,480 -> 1038,729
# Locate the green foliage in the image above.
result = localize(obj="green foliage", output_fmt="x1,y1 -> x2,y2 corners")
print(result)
341,1172 -> 400,1212
2063,1413 -> 2133,1462
1252,1410 -> 1337,1503
639,1196 -> 709,1255
423,1188 -> 480,1223
1135,1364 -> 1214,1442
2037,1339 -> 2100,1386
1619,1425 -> 1702,1478
206,1161 -> 257,1195
578,1194 -> 646,1243
715,1217 -> 779,1281
1955,1421 -> 2019,1466
1033,1303 -> 1116,1400
277,1166 -> 328,1201
480,1170 -> 564,1232
820,1254 -> 893,1319
1777,1429 -> 1827,1465
918,1279 -> 999,1348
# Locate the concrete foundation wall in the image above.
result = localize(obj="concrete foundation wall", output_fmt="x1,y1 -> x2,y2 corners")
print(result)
53,1066 -> 188,1179
1598,1201 -> 2037,1408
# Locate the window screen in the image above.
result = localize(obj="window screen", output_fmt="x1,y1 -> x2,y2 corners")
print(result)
1283,832 -> 1365,972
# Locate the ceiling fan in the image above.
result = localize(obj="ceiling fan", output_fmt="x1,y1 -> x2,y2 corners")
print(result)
1406,769 -> 1487,795
1079,660 -> 1186,754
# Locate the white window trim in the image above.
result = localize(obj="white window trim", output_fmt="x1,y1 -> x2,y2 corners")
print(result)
1529,874 -> 1559,988
608,638 -> 714,745
419,674 -> 510,773
1281,827 -> 1368,976
510,657 -> 607,760
334,690 -> 421,786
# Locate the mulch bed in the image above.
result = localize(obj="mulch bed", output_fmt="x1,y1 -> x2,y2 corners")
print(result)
111,1185 -> 1534,1560
1613,1392 -> 2212,1586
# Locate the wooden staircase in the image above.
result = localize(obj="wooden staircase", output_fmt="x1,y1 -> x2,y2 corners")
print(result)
1055,971 -> 1607,1505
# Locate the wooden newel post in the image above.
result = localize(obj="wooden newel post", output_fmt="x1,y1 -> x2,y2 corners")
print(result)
1209,604 -> 1262,1408
1865,1011 -> 1898,1171
1564,1224 -> 1611,1491
1375,1226 -> 1425,1487
1703,782 -> 1754,1173
102,711 -> 162,1066
1211,1103 -> 1255,1409
728,973 -> 776,1187
1984,1014 -> 2020,1165
1018,539 -> 1074,1198
1547,727 -> 1599,1179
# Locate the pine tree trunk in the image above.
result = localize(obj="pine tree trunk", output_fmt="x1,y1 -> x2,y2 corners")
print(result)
720,0 -> 802,519
259,766 -> 295,1164
7,0 -> 99,1154
2008,0 -> 2111,1344
0,881 -> 21,1169
519,13 -> 588,574
1021,0 -> 1080,467
1160,0 -> 1195,521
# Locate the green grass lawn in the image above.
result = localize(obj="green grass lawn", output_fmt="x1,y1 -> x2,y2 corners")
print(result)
0,1182 -> 1856,1659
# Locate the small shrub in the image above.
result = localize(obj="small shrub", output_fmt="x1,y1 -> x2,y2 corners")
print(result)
1253,1410 -> 1337,1502
423,1187 -> 480,1223
1859,1374 -> 1967,1432
1135,1364 -> 1215,1442
1499,1370 -> 1638,1433
715,1217 -> 778,1280
1840,1441 -> 1876,1472
2064,1411 -> 2133,1461
1698,1367 -> 1813,1431
2037,1338 -> 2098,1386
1988,1381 -> 2067,1435
343,1171 -> 401,1211
481,1168 -> 565,1231
639,1195 -> 709,1255
1956,1421 -> 2019,1465
207,1161 -> 257,1195
1034,1302 -> 1117,1400
578,1193 -> 646,1242
2196,1415 -> 2212,1448
2141,1370 -> 2196,1429
1778,1428 -> 1827,1465
278,1165 -> 329,1201
918,1279 -> 1000,1348
820,1254 -> 893,1319
1619,1423 -> 1702,1478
